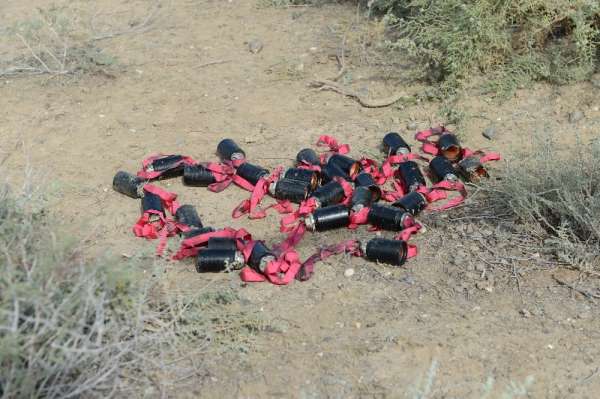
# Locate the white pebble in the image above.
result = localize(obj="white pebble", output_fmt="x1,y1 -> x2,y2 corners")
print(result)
344,268 -> 355,277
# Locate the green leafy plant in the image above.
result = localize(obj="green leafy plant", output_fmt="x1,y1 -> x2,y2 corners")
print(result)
370,0 -> 600,95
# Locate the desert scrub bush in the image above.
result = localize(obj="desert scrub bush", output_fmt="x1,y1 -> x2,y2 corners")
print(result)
369,0 -> 600,95
481,134 -> 600,270
0,184 -> 263,397
0,6 -> 119,78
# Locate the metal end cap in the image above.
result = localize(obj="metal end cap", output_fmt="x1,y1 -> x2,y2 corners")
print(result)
305,214 -> 316,231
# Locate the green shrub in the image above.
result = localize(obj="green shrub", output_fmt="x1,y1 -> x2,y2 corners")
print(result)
481,135 -> 600,269
370,0 -> 600,95
0,184 -> 262,397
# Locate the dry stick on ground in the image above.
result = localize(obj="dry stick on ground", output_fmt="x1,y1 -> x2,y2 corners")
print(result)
552,275 -> 600,300
309,78 -> 410,108
195,60 -> 231,68
91,1 -> 162,41
309,33 -> 409,108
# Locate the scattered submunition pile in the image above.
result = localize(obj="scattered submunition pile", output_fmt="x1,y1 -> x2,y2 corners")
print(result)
113,127 -> 500,285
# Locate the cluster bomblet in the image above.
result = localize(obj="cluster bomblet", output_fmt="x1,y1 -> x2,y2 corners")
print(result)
141,190 -> 165,222
196,236 -> 243,273
175,204 -> 203,229
248,241 -> 276,273
269,178 -> 310,203
217,138 -> 245,162
382,132 -> 411,156
351,172 -> 381,212
361,238 -> 408,266
397,161 -> 426,192
147,155 -> 185,177
309,180 -> 347,208
367,203 -> 414,232
458,156 -> 488,182
296,148 -> 321,167
113,171 -> 145,199
305,204 -> 350,232
326,154 -> 361,178
392,191 -> 428,216
236,162 -> 270,185
438,133 -> 462,161
283,167 -> 320,190
183,164 -> 216,186
429,156 -> 458,183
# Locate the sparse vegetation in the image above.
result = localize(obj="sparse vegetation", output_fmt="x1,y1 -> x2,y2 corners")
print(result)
0,6 -> 118,78
0,183 -> 263,397
369,0 -> 600,95
481,134 -> 600,270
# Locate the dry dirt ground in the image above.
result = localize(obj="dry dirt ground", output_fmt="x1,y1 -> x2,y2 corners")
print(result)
2,1 -> 600,398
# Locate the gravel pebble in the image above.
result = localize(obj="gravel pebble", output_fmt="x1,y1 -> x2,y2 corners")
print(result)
248,39 -> 264,54
406,121 -> 418,130
482,125 -> 498,140
568,110 -> 584,123
344,268 -> 355,278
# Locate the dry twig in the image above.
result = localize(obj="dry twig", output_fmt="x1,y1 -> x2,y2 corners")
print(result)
552,275 -> 600,300
309,78 -> 410,108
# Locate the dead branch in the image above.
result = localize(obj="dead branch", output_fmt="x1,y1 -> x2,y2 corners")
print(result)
91,1 -> 162,41
309,78 -> 409,108
195,60 -> 231,69
552,275 -> 600,300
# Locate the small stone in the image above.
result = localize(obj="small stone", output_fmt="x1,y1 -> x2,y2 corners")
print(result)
465,224 -> 475,235
244,136 -> 256,143
406,121 -> 418,130
482,125 -> 497,140
568,110 -> 584,123
248,39 -> 263,54
344,268 -> 355,278
476,281 -> 493,292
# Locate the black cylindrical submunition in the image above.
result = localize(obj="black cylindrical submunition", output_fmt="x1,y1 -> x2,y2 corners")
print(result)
310,180 -> 347,208
175,205 -> 203,228
382,132 -> 411,156
438,133 -> 462,161
183,226 -> 215,239
350,186 -> 374,212
113,171 -> 144,199
392,191 -> 428,216
327,154 -> 361,177
363,238 -> 408,266
397,161 -> 427,192
458,156 -> 488,182
354,172 -> 382,201
296,148 -> 321,166
217,139 -> 245,161
236,162 -> 269,186
196,249 -> 245,272
305,204 -> 350,232
207,237 -> 238,251
269,178 -> 310,203
248,241 -> 276,273
284,168 -> 320,190
149,155 -> 184,172
367,203 -> 414,231
429,156 -> 458,182
183,164 -> 216,186
141,190 -> 165,221
321,162 -> 351,182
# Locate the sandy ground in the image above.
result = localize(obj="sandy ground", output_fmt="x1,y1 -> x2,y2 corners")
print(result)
2,0 -> 600,398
